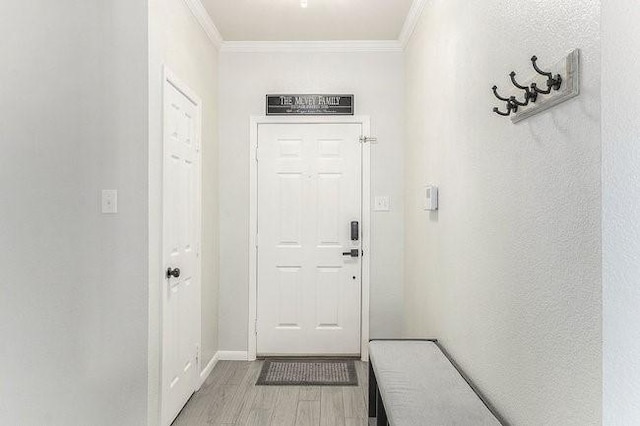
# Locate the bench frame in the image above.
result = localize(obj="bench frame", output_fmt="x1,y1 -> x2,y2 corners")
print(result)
368,339 -> 508,426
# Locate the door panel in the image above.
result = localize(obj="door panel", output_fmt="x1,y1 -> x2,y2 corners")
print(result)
257,123 -> 362,356
162,79 -> 200,426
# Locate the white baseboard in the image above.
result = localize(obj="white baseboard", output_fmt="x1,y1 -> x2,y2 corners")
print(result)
198,352 -> 220,388
217,351 -> 249,361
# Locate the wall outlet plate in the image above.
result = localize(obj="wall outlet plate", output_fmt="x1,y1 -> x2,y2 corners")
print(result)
101,189 -> 118,214
511,49 -> 580,123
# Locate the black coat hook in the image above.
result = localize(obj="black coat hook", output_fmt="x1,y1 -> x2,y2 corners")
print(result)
493,105 -> 511,116
509,95 -> 528,108
492,54 -> 568,120
492,86 -> 519,116
509,71 -> 538,104
531,56 -> 562,91
531,82 -> 551,95
492,86 -> 518,116
531,56 -> 552,78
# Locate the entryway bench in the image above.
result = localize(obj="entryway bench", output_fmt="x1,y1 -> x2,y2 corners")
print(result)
368,340 -> 506,426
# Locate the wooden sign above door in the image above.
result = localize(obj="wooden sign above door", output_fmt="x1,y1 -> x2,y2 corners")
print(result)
266,94 -> 354,116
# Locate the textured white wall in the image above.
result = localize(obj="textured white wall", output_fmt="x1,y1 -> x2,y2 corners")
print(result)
0,1 -> 149,425
602,0 -> 640,423
403,1 -> 601,425
218,52 -> 405,352
148,0 -> 220,423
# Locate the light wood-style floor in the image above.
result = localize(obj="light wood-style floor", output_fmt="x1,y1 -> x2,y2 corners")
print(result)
172,360 -> 370,426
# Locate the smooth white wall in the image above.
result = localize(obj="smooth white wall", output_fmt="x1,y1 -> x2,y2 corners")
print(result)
218,52 -> 405,351
148,0 -> 220,423
0,1 -> 149,425
403,1 -> 601,425
602,0 -> 640,423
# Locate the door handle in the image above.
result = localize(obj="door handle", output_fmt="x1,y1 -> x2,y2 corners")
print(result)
166,267 -> 181,279
342,249 -> 360,258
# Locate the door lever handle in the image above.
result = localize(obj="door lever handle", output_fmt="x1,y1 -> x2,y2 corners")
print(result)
342,249 -> 360,258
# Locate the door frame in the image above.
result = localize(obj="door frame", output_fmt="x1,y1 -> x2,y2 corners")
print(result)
160,67 -> 203,426
248,115 -> 371,362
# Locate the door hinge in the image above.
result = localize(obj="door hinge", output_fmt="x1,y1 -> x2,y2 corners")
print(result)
255,146 -> 259,162
254,319 -> 258,335
359,136 -> 378,144
255,233 -> 259,248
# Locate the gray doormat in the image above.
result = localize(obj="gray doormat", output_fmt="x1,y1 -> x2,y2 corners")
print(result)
256,359 -> 358,386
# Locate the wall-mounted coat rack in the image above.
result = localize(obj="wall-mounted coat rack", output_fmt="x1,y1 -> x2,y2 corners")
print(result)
492,49 -> 580,123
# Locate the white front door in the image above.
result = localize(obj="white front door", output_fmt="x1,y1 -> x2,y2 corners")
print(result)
161,75 -> 201,426
257,123 -> 362,356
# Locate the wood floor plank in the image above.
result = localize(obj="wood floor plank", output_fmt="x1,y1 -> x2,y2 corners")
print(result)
171,392 -> 210,426
237,379 -> 280,423
173,361 -> 368,426
233,386 -> 259,425
231,361 -> 267,424
244,408 -> 273,426
172,382 -> 227,426
225,361 -> 252,385
215,361 -> 239,384
298,386 -> 321,401
295,401 -> 320,426
343,385 -> 367,419
199,361 -> 235,393
202,384 -> 241,424
320,387 -> 346,426
269,387 -> 300,426
252,385 -> 280,410
219,361 -> 263,423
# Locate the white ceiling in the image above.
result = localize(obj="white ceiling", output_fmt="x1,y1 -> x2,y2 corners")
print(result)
201,0 -> 415,41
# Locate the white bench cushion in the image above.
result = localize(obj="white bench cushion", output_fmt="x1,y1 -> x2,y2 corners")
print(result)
369,340 -> 502,426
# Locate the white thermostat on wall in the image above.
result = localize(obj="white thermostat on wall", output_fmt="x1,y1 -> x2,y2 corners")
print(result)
423,185 -> 438,211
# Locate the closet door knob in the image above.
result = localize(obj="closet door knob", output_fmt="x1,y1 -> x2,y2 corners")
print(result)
166,267 -> 181,279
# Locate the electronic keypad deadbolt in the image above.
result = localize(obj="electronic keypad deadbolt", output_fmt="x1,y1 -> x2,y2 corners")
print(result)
351,221 -> 359,241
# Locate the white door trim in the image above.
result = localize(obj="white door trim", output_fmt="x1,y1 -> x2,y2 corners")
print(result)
248,115 -> 371,362
160,67 -> 203,426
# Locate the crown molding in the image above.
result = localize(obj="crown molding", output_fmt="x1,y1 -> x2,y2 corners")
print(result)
182,0 -> 223,48
398,0 -> 428,48
220,40 -> 404,53
187,0 -> 426,52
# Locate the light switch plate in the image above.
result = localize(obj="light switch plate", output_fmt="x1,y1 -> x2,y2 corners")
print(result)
101,190 -> 118,214
374,196 -> 390,212
423,185 -> 438,211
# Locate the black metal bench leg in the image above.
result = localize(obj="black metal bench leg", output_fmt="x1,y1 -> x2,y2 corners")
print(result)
369,362 -> 377,418
376,390 -> 388,426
